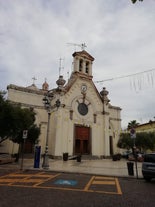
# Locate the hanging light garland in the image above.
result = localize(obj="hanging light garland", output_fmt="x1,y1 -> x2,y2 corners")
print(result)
95,68 -> 155,92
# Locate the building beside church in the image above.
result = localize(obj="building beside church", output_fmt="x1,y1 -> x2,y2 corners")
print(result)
6,49 -> 122,158
134,120 -> 155,133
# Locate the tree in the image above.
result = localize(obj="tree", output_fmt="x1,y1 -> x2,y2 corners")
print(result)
0,92 -> 40,144
131,0 -> 143,3
135,132 -> 155,152
117,133 -> 133,149
127,120 -> 139,130
117,132 -> 155,152
118,119 -> 155,152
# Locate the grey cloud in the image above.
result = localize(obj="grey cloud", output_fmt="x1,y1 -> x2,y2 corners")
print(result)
0,0 -> 155,128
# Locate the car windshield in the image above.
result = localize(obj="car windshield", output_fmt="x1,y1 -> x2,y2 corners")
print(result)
144,154 -> 155,163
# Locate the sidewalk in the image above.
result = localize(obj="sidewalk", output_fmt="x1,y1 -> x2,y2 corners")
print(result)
2,158 -> 143,179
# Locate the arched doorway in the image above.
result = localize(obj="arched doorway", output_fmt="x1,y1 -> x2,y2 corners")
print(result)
74,125 -> 91,155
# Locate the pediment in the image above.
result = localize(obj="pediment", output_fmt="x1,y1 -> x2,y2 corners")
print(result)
72,50 -> 94,61
64,76 -> 103,106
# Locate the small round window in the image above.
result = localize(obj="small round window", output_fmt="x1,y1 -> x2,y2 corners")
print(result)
78,103 -> 88,116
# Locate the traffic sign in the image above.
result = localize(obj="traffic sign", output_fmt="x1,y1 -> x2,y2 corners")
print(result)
130,128 -> 136,139
23,130 -> 28,139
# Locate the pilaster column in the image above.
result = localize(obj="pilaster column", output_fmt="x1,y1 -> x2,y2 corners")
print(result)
74,57 -> 79,72
89,62 -> 92,76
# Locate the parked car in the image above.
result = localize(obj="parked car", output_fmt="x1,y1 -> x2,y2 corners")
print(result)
142,153 -> 155,181
122,150 -> 143,162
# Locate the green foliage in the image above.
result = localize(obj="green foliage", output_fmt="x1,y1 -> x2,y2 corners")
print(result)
131,0 -> 143,3
117,131 -> 155,152
127,120 -> 139,130
0,92 -> 40,144
135,132 -> 155,151
27,124 -> 40,144
131,0 -> 137,3
117,133 -> 133,149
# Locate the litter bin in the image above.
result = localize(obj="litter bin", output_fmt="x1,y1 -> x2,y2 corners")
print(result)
77,155 -> 81,162
34,146 -> 41,168
63,153 -> 68,161
127,162 -> 134,176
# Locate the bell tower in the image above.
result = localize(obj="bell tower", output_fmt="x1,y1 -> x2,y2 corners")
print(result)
72,50 -> 94,77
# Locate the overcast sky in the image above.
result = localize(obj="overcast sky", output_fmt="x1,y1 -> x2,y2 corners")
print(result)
0,0 -> 155,128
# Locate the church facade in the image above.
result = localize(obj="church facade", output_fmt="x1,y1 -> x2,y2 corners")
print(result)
7,50 -> 122,158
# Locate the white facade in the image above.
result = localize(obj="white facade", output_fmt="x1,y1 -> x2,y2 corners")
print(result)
7,50 -> 122,158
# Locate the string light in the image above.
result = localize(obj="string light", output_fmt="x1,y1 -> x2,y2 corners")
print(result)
95,68 -> 155,83
95,68 -> 155,91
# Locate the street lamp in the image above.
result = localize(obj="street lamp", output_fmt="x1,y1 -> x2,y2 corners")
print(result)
42,92 -> 61,169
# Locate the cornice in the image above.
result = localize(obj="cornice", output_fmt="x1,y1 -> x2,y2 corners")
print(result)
7,84 -> 46,95
109,104 -> 122,111
8,100 -> 43,109
72,50 -> 95,61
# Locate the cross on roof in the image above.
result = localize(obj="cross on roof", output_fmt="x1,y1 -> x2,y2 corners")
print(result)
32,77 -> 37,84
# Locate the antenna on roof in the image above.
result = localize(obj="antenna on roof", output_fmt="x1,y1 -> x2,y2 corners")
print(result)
59,57 -> 64,76
67,42 -> 87,51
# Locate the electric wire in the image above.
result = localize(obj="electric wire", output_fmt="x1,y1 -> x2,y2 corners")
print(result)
95,68 -> 155,83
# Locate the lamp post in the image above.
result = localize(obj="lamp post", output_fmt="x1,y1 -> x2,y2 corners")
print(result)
42,92 -> 61,169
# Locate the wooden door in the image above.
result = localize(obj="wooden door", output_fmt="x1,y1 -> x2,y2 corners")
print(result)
75,125 -> 90,154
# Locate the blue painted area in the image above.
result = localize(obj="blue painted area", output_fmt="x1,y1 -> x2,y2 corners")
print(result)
54,179 -> 78,186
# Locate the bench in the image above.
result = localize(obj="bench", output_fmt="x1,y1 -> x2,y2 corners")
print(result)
68,155 -> 81,162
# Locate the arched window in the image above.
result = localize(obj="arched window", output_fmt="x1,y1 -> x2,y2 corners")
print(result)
86,62 -> 89,73
79,59 -> 83,72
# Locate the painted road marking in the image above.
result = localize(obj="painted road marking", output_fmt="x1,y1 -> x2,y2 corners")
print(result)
84,176 -> 95,191
95,176 -> 115,180
0,172 -> 122,195
92,180 -> 115,185
115,177 -> 122,195
84,176 -> 122,195
33,173 -> 61,187
54,179 -> 78,186
0,172 -> 61,186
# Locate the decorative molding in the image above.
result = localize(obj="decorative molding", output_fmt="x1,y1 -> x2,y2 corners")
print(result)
109,117 -> 122,121
109,104 -> 122,111
7,84 -> 45,95
8,100 -> 43,109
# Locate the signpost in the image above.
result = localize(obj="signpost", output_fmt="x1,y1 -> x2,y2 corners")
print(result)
20,130 -> 28,170
130,128 -> 138,179
130,128 -> 136,140
23,130 -> 28,139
